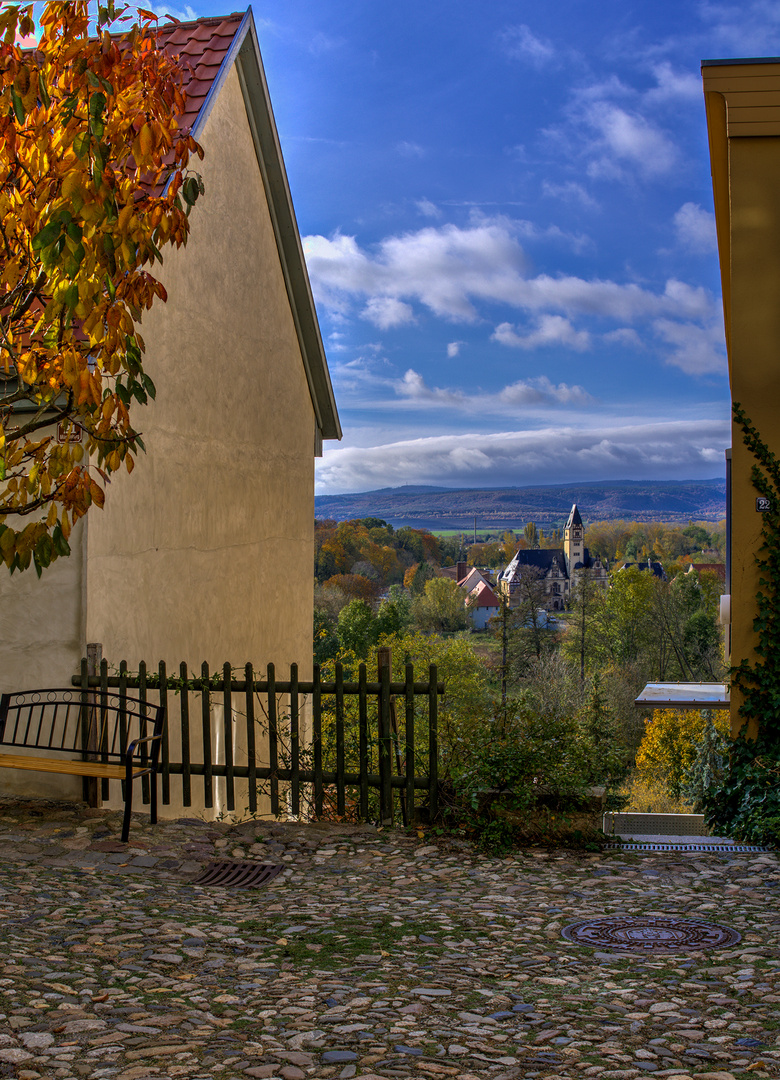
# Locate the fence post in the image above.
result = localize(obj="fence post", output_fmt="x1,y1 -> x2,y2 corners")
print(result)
313,664 -> 323,818
335,662 -> 345,818
158,660 -> 170,806
267,662 -> 279,816
179,661 -> 191,807
223,662 -> 235,813
84,643 -> 102,807
377,647 -> 393,826
245,663 -> 257,815
201,662 -> 213,809
405,662 -> 415,825
429,663 -> 439,821
290,663 -> 300,819
358,663 -> 369,821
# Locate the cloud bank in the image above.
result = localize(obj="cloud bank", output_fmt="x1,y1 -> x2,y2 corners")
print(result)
315,419 -> 730,494
303,216 -> 726,374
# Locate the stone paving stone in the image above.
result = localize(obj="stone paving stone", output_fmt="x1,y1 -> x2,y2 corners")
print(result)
0,800 -> 778,1079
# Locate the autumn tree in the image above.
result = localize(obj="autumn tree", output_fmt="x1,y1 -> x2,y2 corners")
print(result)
0,2 -> 203,574
412,577 -> 470,633
636,708 -> 729,801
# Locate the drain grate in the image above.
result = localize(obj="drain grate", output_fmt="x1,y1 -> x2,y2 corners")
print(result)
190,860 -> 285,888
562,914 -> 741,952
606,841 -> 770,852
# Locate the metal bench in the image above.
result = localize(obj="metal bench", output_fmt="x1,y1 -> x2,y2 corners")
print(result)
0,688 -> 165,842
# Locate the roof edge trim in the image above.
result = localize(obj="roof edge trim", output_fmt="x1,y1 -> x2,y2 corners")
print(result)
702,56 -> 780,66
189,9 -> 253,141
233,9 -> 341,442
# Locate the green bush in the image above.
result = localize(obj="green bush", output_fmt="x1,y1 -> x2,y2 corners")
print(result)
701,733 -> 780,845
450,678 -> 628,851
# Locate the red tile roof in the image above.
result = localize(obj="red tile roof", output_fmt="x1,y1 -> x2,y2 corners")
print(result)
470,581 -> 500,608
153,12 -> 246,137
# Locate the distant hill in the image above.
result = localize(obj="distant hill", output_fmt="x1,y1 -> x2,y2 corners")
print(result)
315,479 -> 726,531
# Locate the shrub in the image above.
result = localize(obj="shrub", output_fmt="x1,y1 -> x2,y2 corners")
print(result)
700,733 -> 780,844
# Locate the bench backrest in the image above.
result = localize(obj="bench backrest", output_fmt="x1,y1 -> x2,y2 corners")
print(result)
0,689 -> 165,765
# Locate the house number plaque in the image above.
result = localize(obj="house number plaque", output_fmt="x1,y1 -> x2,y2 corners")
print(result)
756,497 -> 772,512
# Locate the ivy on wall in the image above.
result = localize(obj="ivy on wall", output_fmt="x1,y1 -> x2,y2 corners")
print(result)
730,402 -> 780,733
701,403 -> 780,845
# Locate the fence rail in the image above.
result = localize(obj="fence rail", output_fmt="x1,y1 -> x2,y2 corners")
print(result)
73,655 -> 443,825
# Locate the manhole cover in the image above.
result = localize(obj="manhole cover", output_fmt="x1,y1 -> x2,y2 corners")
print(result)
561,915 -> 741,952
190,860 -> 285,888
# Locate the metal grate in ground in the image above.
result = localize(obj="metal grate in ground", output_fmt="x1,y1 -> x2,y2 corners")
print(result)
190,860 -> 286,888
605,840 -> 770,852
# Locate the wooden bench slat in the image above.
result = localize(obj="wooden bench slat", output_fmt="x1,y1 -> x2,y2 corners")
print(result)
0,754 -> 147,780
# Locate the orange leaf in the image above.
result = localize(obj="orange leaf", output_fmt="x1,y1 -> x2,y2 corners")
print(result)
138,122 -> 153,158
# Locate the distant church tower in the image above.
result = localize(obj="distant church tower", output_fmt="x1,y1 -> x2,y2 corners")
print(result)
563,504 -> 584,575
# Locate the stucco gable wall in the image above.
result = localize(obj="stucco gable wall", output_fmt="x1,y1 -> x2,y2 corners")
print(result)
85,62 -> 317,676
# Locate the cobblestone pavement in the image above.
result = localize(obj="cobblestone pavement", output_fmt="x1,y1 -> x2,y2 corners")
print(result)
0,801 -> 778,1080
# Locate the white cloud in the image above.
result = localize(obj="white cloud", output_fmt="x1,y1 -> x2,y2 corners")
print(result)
585,102 -> 677,178
308,31 -> 344,55
447,341 -> 464,358
304,219 -> 530,322
674,202 -> 718,253
541,181 -> 599,210
327,331 -> 349,352
603,327 -> 644,348
492,315 -> 591,351
498,377 -> 593,407
416,198 -> 441,218
393,370 -> 593,412
500,24 -> 557,67
653,318 -> 727,375
646,62 -> 702,105
397,369 -> 465,406
700,0 -> 780,55
147,3 -> 197,21
397,141 -> 425,158
361,296 -> 415,330
303,219 -> 717,326
315,419 -> 730,493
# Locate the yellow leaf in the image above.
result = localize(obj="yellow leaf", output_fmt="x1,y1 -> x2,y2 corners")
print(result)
61,171 -> 82,200
89,479 -> 105,508
139,122 -> 154,158
118,202 -> 134,234
125,453 -> 134,474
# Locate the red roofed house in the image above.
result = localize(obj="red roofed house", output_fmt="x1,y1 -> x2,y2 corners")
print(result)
0,11 -> 341,814
467,580 -> 502,631
457,566 -> 493,593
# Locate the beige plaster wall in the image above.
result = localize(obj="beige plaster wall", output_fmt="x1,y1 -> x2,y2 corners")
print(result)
0,517 -> 86,798
727,137 -> 780,736
85,64 -> 317,816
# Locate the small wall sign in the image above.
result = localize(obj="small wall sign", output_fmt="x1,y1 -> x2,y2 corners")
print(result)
57,422 -> 82,444
756,497 -> 772,512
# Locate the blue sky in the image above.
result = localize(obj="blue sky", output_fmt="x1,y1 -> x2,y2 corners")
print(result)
159,1 -> 780,494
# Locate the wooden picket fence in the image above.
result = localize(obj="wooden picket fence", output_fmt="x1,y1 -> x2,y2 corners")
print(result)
73,652 -> 444,825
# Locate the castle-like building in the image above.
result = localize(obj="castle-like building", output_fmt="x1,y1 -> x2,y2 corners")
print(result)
497,504 -> 608,612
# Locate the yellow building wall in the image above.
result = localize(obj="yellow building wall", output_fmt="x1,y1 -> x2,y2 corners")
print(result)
704,62 -> 780,736
84,64 -> 317,819
86,63 -> 316,675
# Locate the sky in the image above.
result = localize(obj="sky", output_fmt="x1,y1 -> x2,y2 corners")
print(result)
150,0 -> 780,494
